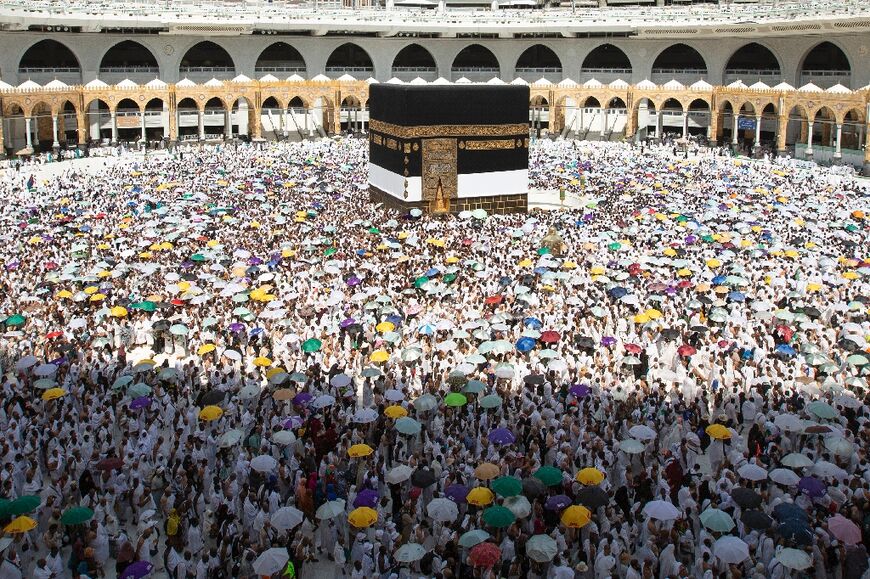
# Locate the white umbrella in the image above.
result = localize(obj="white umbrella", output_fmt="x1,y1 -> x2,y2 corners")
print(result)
823,436 -> 854,457
629,425 -> 657,440
251,455 -> 278,473
776,547 -> 812,570
353,408 -> 379,423
386,465 -> 413,484
312,395 -> 335,409
222,349 -> 242,361
426,498 -> 459,522
271,506 -> 304,531
619,439 -> 646,454
774,413 -> 803,432
385,389 -> 405,402
218,429 -> 244,448
14,355 -> 37,370
713,536 -> 749,564
395,543 -> 427,563
812,460 -> 848,479
504,495 -> 532,518
315,499 -> 346,520
33,363 -> 57,377
642,500 -> 681,521
253,547 -> 289,575
737,463 -> 768,482
330,374 -> 352,388
526,534 -> 558,562
780,453 -> 813,469
272,431 -> 296,446
412,394 -> 438,412
769,468 -> 800,486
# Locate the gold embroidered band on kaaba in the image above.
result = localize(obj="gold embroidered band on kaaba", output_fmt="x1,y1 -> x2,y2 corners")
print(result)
369,119 -> 528,139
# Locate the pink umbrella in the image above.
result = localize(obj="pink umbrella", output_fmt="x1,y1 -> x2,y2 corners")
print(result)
828,514 -> 862,545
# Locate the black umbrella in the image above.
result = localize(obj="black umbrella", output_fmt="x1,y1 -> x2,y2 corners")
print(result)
731,487 -> 762,509
837,337 -> 862,352
659,329 -> 681,341
521,477 -> 546,497
199,390 -> 226,406
740,510 -> 773,531
778,520 -> 814,545
575,336 -> 595,349
411,468 -> 437,488
152,320 -> 171,331
447,371 -> 468,387
577,486 -> 609,509
523,374 -> 545,386
690,325 -> 709,333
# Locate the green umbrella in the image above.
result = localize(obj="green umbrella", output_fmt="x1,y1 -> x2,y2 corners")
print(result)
533,466 -> 563,487
463,380 -> 486,394
324,247 -> 337,257
471,208 -> 488,220
395,417 -> 421,435
700,508 -> 735,532
806,401 -> 837,420
482,505 -> 516,528
129,301 -> 156,312
302,338 -> 322,353
458,529 -> 490,548
368,227 -> 381,234
128,383 -> 152,398
413,276 -> 429,289
536,247 -> 550,256
5,314 -> 25,326
60,506 -> 95,526
607,242 -> 621,251
479,394 -> 502,409
190,253 -> 206,262
847,354 -> 868,366
491,476 -> 523,498
443,273 -> 457,284
9,495 -> 41,515
0,499 -> 10,518
444,393 -> 467,407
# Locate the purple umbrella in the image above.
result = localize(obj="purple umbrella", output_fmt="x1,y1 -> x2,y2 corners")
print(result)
445,484 -> 470,503
228,322 -> 245,333
346,276 -> 361,287
569,384 -> 590,398
292,393 -> 313,406
340,318 -> 357,329
798,476 -> 826,498
545,495 -> 572,511
247,257 -> 263,266
353,489 -> 379,508
488,428 -> 516,445
283,416 -> 304,429
130,396 -> 152,410
601,336 -> 616,347
120,561 -> 154,579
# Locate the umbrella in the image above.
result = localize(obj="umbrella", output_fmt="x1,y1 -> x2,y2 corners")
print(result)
95,457 -> 124,471
395,417 -> 421,435
384,405 -> 408,418
827,514 -> 862,545
628,425 -> 656,440
353,489 -> 379,509
412,394 -> 438,412
395,543 -> 427,563
713,536 -> 749,564
776,548 -> 812,570
348,507 -> 378,528
705,424 -> 731,440
773,502 -> 809,522
482,505 -> 515,528
467,487 -> 495,507
642,500 -> 681,521
488,428 -> 515,445
315,499 -> 346,520
533,466 -> 563,487
504,495 -> 532,518
575,467 -> 605,485
253,548 -> 289,576
386,465 -> 413,484
60,506 -> 94,525
522,477 -> 547,497
469,542 -> 501,568
526,534 -> 558,562
479,394 -> 502,409
798,476 -> 826,498
411,468 -> 437,488
577,486 -> 609,509
270,506 -> 304,531
198,405 -> 223,421
3,516 -> 36,534
250,454 -> 278,473
781,453 -> 814,468
619,439 -> 646,454
730,488 -> 762,509
459,529 -> 490,548
545,495 -> 572,511
348,444 -> 374,458
491,476 -> 523,498
445,392 -> 467,407
301,338 -> 322,353
353,408 -> 378,424
9,495 -> 41,515
737,463 -> 767,482
426,498 -> 459,522
474,463 -> 500,481
769,468 -> 801,486
445,484 -> 470,503
560,505 -> 591,528
778,519 -> 814,544
740,510 -> 773,531
806,401 -> 837,419
120,561 -> 154,579
700,508 -> 736,532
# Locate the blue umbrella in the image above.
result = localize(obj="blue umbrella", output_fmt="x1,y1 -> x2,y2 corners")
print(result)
498,276 -> 512,286
608,287 -> 628,299
712,275 -> 727,285
533,267 -> 549,275
488,428 -> 516,445
798,476 -> 826,498
516,337 -> 536,353
727,291 -> 746,302
424,268 -> 440,278
544,495 -> 572,511
777,519 -> 813,545
775,344 -> 797,357
524,317 -> 543,329
773,503 -> 808,522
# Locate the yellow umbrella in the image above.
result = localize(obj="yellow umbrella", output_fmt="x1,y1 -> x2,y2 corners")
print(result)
177,280 -> 191,292
197,343 -> 216,355
348,507 -> 378,528
633,313 -> 650,324
705,259 -> 722,268
806,282 -> 822,292
474,462 -> 500,480
136,358 -> 156,367
561,505 -> 591,528
110,306 -> 128,318
97,270 -> 112,278
575,467 -> 605,485
645,308 -> 663,320
89,293 -> 106,302
662,248 -> 677,257
705,424 -> 731,440
518,258 -> 533,268
348,444 -> 374,458
376,321 -> 395,333
4,516 -> 37,533
83,286 -> 99,295
590,265 -> 606,275
265,367 -> 286,379
281,249 -> 296,258
199,405 -> 224,422
426,238 -> 445,248
843,271 -> 859,280
41,388 -> 67,401
695,283 -> 711,293
55,290 -> 73,299
384,405 -> 408,419
445,256 -> 460,264
370,349 -> 390,363
676,268 -> 692,278
562,261 -> 577,270
466,487 -> 495,507
253,356 -> 273,367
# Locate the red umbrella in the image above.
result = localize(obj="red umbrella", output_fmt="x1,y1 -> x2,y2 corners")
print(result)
96,457 -> 124,471
677,344 -> 697,357
469,542 -> 501,568
828,514 -> 862,544
540,331 -> 561,344
624,343 -> 642,354
484,295 -> 503,305
775,325 -> 793,342
170,298 -> 185,306
45,331 -> 63,340
627,263 -> 642,276
677,280 -> 693,289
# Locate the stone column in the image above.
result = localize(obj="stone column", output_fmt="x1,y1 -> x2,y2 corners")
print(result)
0,114 -> 6,159
833,123 -> 842,162
655,110 -> 661,140
198,110 -> 205,140
731,113 -> 739,146
681,111 -> 688,138
52,115 -> 59,150
776,112 -> 788,157
805,121 -> 814,159
76,112 -> 87,149
110,111 -> 118,144
283,107 -> 289,137
140,110 -> 147,146
25,117 -> 33,149
863,117 -> 870,176
224,109 -> 232,140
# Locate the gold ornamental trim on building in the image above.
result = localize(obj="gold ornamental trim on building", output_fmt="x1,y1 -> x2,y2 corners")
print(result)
369,119 -> 528,139
461,138 -> 519,151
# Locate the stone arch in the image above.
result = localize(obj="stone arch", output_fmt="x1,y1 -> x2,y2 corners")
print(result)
179,41 -> 235,78
799,41 -> 851,88
581,44 -> 632,79
230,95 -> 257,139
256,42 -> 306,75
451,44 -> 500,81
99,40 -> 159,73
289,95 -> 311,109
19,39 -> 81,72
651,44 -> 707,80
262,96 -> 282,109
724,43 -> 781,83
391,44 -> 437,81
632,96 -> 658,141
515,45 -> 562,81
115,97 -> 142,113
143,97 -> 166,142
582,96 -> 601,108
326,43 -> 374,79
840,107 -> 864,150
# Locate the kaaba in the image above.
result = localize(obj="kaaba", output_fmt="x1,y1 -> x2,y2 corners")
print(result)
368,84 -> 529,214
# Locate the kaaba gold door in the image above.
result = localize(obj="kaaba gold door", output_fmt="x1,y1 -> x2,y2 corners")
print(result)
422,138 -> 457,214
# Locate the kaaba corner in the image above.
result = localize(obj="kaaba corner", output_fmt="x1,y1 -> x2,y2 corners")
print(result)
367,84 -> 530,215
